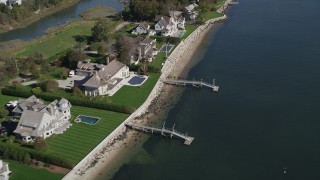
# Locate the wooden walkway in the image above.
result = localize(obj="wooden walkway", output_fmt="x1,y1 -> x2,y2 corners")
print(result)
125,123 -> 194,145
162,78 -> 219,92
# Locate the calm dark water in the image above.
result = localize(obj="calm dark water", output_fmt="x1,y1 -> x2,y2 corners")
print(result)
112,0 -> 320,179
0,0 -> 123,42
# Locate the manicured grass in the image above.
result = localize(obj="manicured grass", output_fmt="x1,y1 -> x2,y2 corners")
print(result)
182,24 -> 197,39
16,21 -> 95,58
204,11 -> 224,22
80,5 -> 116,20
150,52 -> 166,69
46,106 -> 128,165
215,0 -> 227,9
111,73 -> 161,108
8,160 -> 64,180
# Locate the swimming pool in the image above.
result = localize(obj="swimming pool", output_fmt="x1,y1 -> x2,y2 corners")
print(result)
75,115 -> 100,125
128,76 -> 146,85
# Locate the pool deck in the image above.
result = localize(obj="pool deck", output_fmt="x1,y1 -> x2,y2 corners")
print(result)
107,72 -> 149,96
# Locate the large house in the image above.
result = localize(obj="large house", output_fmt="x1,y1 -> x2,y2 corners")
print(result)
154,11 -> 185,36
13,96 -> 72,142
154,15 -> 176,36
0,160 -> 10,180
184,3 -> 199,20
76,60 -> 129,96
129,37 -> 158,64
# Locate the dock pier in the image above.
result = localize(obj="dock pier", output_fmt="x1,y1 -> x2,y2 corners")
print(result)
125,123 -> 194,145
161,78 -> 219,92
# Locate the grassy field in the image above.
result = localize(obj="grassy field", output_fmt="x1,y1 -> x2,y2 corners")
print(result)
45,106 -> 128,165
16,21 -> 95,58
111,73 -> 161,108
80,5 -> 116,20
182,24 -> 198,39
204,11 -> 224,22
8,160 -> 64,180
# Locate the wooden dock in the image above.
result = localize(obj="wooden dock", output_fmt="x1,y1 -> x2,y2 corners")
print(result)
161,78 -> 219,92
125,123 -> 194,145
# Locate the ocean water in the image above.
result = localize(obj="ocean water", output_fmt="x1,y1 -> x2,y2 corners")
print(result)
111,0 -> 320,179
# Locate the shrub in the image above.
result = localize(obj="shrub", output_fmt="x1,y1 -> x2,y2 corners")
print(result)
41,80 -> 59,92
31,87 -> 42,94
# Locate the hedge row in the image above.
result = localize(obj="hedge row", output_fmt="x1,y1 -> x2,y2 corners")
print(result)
0,143 -> 73,168
1,88 -> 135,114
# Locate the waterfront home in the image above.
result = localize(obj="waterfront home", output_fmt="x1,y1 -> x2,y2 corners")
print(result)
138,37 -> 158,62
170,11 -> 186,30
131,37 -> 158,63
184,3 -> 199,20
154,11 -> 186,36
0,160 -> 10,180
77,60 -> 129,96
154,15 -> 177,36
13,96 -> 72,142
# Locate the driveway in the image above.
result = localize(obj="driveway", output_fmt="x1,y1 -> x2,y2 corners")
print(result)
57,75 -> 85,89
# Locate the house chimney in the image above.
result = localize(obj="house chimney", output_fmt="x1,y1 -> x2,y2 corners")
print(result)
138,47 -> 142,60
106,56 -> 110,64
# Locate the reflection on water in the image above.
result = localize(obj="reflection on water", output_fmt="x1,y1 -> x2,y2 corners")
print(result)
0,0 -> 123,42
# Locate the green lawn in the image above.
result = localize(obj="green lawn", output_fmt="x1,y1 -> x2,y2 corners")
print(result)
149,52 -> 166,69
215,0 -> 227,9
16,21 -> 95,58
182,24 -> 197,39
204,11 -> 224,22
46,106 -> 128,165
111,73 -> 161,108
8,160 -> 64,180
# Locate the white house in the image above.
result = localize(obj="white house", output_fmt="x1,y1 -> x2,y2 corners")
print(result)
137,37 -> 158,62
0,0 -> 22,5
77,60 -> 130,96
154,11 -> 185,36
0,160 -> 10,180
13,96 -> 72,142
132,22 -> 149,35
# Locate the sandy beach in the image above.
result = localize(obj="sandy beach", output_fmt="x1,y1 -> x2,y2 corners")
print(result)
62,1 -> 233,179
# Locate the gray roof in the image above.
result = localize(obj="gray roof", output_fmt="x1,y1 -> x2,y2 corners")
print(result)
14,110 -> 54,137
12,95 -> 46,114
82,60 -> 126,88
185,3 -> 198,12
140,37 -> 154,45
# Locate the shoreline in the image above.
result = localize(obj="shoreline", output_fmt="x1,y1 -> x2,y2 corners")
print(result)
62,1 -> 233,179
0,0 -> 80,34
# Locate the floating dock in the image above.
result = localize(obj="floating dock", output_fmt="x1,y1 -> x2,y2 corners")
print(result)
125,123 -> 194,145
162,78 -> 219,92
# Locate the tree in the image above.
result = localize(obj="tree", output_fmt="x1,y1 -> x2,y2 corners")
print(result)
91,19 -> 112,42
60,48 -> 86,69
40,60 -> 52,73
41,80 -> 59,92
72,85 -> 83,96
0,108 -> 8,119
30,64 -> 40,79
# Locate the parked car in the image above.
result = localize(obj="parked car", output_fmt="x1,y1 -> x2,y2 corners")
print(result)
5,101 -> 18,108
